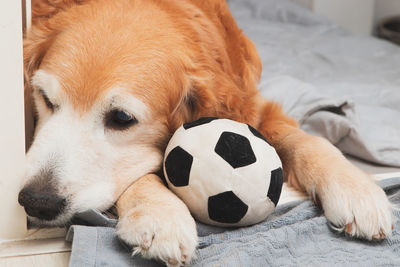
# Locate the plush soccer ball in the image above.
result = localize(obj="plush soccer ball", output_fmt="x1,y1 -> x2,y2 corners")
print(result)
163,117 -> 283,227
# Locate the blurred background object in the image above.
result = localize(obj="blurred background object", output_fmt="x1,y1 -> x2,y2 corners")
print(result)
377,15 -> 400,45
292,0 -> 375,35
291,0 -> 400,42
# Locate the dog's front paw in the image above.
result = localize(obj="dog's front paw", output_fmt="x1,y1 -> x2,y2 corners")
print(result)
116,203 -> 198,266
320,169 -> 394,240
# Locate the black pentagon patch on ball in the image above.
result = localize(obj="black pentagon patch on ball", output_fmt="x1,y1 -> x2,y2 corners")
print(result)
164,146 -> 193,187
183,117 -> 219,130
247,124 -> 271,145
267,167 -> 283,206
208,191 -> 248,224
214,131 -> 256,168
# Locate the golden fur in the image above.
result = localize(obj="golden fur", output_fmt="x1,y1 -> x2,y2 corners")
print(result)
24,0 -> 393,266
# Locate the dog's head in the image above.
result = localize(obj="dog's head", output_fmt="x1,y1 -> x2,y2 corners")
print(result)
19,0 -> 261,226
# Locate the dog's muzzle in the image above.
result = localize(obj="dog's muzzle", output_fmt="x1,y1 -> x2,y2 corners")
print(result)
18,170 -> 66,221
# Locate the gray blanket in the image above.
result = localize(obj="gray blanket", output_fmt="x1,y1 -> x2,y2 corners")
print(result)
67,177 -> 400,266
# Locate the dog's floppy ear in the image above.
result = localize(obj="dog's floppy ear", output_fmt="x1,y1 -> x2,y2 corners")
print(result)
168,0 -> 263,131
190,0 -> 262,89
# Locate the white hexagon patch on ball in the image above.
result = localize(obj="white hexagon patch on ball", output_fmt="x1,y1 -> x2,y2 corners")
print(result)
163,117 -> 283,227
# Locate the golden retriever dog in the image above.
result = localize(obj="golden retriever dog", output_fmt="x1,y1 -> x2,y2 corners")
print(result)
19,0 -> 393,266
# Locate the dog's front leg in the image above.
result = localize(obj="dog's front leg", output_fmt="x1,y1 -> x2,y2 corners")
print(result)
116,174 -> 198,267
257,100 -> 393,240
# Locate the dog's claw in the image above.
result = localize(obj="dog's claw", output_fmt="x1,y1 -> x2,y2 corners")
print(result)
372,231 -> 385,240
345,223 -> 352,233
167,258 -> 179,266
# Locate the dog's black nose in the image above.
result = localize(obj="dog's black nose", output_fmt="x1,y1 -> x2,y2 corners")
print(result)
18,187 -> 66,221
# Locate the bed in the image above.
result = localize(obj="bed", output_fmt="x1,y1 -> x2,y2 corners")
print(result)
66,0 -> 400,266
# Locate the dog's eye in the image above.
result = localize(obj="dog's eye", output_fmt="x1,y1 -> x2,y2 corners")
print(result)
39,89 -> 54,111
105,110 -> 137,130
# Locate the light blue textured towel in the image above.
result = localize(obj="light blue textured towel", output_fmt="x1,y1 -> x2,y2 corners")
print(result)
66,177 -> 400,267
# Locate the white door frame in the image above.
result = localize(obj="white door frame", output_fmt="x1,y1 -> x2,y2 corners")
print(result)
0,0 -> 68,257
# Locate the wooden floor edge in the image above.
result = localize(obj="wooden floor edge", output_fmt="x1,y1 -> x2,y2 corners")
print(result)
0,237 -> 71,258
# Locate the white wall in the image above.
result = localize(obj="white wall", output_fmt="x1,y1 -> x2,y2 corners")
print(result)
293,0 -> 376,35
313,0 -> 375,35
293,0 -> 400,35
291,0 -> 312,9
